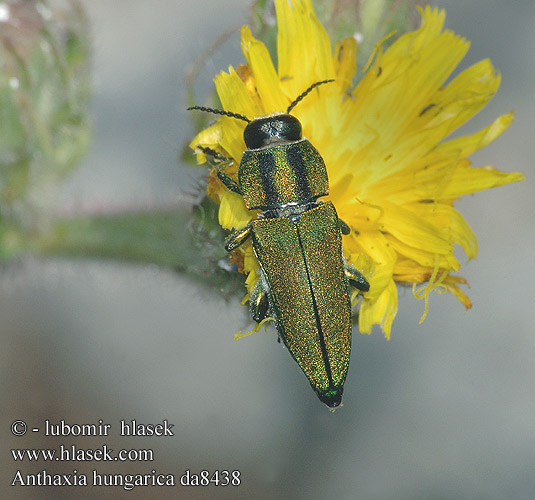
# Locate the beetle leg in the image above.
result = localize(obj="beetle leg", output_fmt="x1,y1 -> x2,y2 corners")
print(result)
225,224 -> 252,252
249,278 -> 270,323
195,145 -> 242,195
217,169 -> 242,195
338,218 -> 351,235
345,265 -> 370,292
339,219 -> 369,291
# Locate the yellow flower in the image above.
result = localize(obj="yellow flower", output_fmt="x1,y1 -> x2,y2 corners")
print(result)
190,0 -> 524,338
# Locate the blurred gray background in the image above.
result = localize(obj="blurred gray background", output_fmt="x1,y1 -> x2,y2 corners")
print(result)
2,0 -> 534,499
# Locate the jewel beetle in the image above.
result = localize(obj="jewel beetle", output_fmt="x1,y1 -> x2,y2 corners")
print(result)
189,80 -> 369,408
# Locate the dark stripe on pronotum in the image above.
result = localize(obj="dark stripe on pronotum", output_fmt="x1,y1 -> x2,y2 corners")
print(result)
258,151 -> 278,207
286,144 -> 313,202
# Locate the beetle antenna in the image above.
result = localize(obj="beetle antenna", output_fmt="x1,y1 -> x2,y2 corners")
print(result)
286,79 -> 335,114
187,106 -> 250,123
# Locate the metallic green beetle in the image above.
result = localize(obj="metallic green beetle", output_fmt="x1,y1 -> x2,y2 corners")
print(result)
189,81 -> 369,408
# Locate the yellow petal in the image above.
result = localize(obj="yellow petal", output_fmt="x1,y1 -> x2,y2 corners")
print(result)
438,111 -> 514,158
346,230 -> 396,301
359,280 -> 398,338
275,0 -> 334,99
350,7 -> 469,152
241,26 -> 287,114
410,59 -> 501,141
438,162 -> 525,198
189,122 -> 222,163
219,191 -> 253,229
333,37 -> 357,94
381,201 -> 453,256
405,201 -> 478,259
213,68 -> 254,161
443,275 -> 472,309
389,237 -> 459,271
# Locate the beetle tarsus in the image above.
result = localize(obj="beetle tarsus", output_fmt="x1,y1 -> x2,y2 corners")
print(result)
217,169 -> 242,195
345,265 -> 370,292
250,279 -> 270,322
225,224 -> 252,252
195,146 -> 242,194
339,218 -> 351,235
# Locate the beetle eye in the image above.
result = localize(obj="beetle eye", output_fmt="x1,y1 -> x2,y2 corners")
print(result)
244,114 -> 302,149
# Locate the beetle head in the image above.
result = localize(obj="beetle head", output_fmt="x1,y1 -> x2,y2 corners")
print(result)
243,114 -> 302,149
188,79 -> 334,150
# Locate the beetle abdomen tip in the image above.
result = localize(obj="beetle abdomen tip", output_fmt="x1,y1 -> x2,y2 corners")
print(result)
318,388 -> 343,408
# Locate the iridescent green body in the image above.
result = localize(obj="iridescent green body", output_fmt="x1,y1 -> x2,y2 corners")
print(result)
219,113 -> 369,408
251,202 -> 352,401
189,99 -> 369,407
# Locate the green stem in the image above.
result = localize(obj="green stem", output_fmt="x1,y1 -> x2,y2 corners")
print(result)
31,197 -> 244,294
